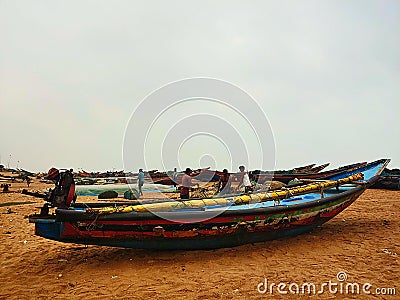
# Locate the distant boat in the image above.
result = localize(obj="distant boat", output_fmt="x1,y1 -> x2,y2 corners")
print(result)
153,163 -> 330,185
308,163 -> 330,173
152,168 -> 209,185
289,163 -> 316,173
370,175 -> 400,190
253,162 -> 367,184
370,167 -> 400,190
29,159 -> 389,250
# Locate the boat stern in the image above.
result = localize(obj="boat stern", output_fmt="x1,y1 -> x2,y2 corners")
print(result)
29,216 -> 63,241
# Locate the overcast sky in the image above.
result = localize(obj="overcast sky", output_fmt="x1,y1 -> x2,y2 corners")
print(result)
1,0 -> 399,172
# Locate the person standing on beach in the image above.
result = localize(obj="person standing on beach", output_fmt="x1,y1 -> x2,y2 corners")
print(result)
172,167 -> 178,190
138,169 -> 145,197
238,165 -> 252,193
180,168 -> 194,199
218,169 -> 231,195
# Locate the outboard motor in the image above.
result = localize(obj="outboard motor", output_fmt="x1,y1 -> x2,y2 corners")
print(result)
46,168 -> 76,208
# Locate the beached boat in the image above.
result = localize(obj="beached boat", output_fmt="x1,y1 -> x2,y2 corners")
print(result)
253,162 -> 367,184
370,175 -> 400,190
289,163 -> 315,173
308,163 -> 330,173
370,167 -> 400,190
29,159 -> 389,250
199,163 -> 330,182
154,164 -> 328,185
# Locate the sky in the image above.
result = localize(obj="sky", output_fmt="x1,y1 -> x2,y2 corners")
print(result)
1,0 -> 399,172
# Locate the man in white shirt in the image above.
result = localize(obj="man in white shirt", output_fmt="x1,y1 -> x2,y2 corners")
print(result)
238,165 -> 252,193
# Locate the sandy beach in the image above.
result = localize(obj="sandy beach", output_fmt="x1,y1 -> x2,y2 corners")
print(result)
0,178 -> 398,299
2,1 -> 399,298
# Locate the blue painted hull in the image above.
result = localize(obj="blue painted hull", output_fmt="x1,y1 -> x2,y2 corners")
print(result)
32,190 -> 362,250
29,159 -> 389,250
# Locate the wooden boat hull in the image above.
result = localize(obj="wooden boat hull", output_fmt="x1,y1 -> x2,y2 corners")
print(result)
153,177 -> 177,185
35,188 -> 363,250
153,164 -> 326,185
308,163 -> 330,173
370,176 -> 400,190
254,162 -> 366,184
30,159 -> 389,250
154,170 -> 224,185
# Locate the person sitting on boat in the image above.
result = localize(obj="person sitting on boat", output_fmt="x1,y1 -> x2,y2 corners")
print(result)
238,165 -> 253,193
218,169 -> 231,195
46,167 -> 75,208
180,168 -> 199,199
138,168 -> 145,197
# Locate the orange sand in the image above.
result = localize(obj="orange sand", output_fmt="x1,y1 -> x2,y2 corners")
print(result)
0,178 -> 398,299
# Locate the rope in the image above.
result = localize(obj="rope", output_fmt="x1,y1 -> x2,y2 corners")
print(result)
86,214 -> 100,231
318,183 -> 325,198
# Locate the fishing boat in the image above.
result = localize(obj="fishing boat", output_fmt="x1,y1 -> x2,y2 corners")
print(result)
370,175 -> 400,190
154,164 -> 327,185
153,177 -> 176,185
308,163 -> 330,173
198,163 -> 330,182
370,167 -> 400,190
29,159 -> 389,250
289,163 -> 316,173
253,161 -> 367,184
152,168 -> 207,185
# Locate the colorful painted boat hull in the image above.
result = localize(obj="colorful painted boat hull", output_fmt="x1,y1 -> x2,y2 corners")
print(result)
30,159 -> 389,250
35,189 -> 362,250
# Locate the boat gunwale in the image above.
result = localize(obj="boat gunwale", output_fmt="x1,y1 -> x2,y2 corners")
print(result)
41,159 -> 390,223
